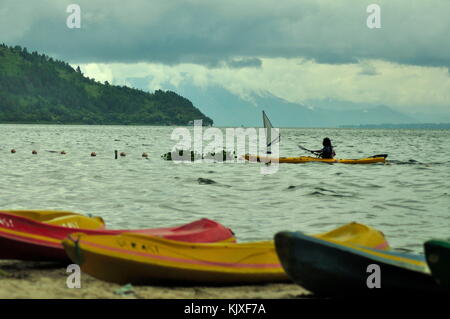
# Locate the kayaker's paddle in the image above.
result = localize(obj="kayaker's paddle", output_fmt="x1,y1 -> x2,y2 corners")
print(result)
298,144 -> 321,155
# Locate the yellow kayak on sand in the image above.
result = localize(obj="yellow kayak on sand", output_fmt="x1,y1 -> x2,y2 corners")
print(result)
244,154 -> 387,164
1,210 -> 105,228
62,222 -> 389,285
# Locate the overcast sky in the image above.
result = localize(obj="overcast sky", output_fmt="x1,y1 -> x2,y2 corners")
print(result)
1,0 -> 449,115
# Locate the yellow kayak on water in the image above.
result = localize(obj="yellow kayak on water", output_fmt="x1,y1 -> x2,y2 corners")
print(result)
244,154 -> 387,164
62,222 -> 389,285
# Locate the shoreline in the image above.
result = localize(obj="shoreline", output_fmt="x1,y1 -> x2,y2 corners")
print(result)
0,260 -> 311,299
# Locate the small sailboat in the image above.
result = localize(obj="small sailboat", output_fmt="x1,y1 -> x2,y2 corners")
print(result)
242,111 -> 280,164
262,110 -> 280,155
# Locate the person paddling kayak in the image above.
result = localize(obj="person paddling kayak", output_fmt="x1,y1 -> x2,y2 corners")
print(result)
311,137 -> 336,159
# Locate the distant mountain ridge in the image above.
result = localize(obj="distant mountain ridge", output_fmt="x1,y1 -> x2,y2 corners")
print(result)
0,44 -> 213,125
341,123 -> 450,129
126,76 -> 420,127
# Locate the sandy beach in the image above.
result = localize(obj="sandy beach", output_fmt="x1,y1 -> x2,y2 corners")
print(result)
0,260 -> 311,299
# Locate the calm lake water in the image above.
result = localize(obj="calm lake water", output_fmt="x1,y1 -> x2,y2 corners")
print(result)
0,124 -> 449,253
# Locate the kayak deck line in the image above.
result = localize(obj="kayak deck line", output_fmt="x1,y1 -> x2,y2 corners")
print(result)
75,238 -> 282,269
0,227 -> 62,248
303,234 -> 429,273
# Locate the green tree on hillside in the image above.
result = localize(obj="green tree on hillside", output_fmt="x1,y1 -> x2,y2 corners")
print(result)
0,44 -> 213,126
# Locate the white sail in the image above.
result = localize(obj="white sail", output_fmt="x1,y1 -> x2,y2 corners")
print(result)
262,110 -> 280,154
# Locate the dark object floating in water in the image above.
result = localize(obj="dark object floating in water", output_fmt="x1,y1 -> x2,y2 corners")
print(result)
142,152 -> 149,158
162,149 -> 236,162
91,152 -> 97,157
287,185 -> 297,190
11,149 -> 16,153
198,178 -> 217,185
32,150 -> 37,155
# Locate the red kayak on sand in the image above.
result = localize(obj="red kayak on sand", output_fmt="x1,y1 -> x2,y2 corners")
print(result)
0,210 -> 235,262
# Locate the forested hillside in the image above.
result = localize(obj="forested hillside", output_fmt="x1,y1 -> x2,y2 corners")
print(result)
0,44 -> 213,125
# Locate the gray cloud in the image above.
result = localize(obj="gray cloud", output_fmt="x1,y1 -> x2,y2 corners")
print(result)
358,61 -> 378,76
0,0 -> 449,69
226,58 -> 262,69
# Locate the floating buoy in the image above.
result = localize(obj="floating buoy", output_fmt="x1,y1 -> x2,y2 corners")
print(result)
142,152 -> 149,158
61,151 -> 66,155
120,152 -> 126,157
11,149 -> 16,153
32,150 -> 37,155
91,152 -> 97,157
